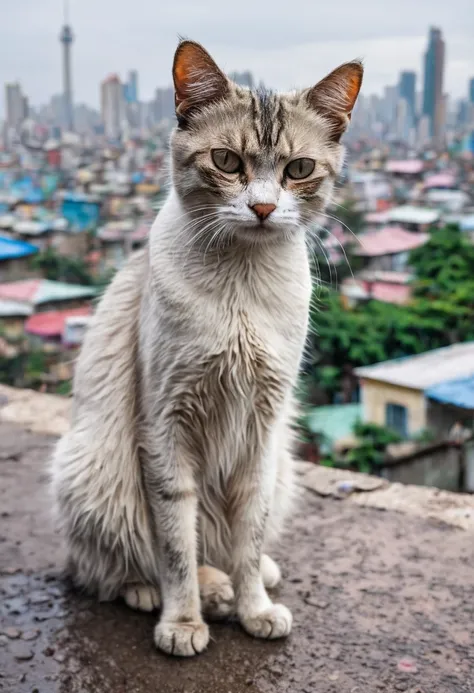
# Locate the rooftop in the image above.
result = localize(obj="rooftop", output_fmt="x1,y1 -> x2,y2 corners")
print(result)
426,374 -> 474,410
0,235 -> 38,261
0,279 -> 96,306
356,342 -> 474,390
385,159 -> 424,175
386,205 -> 441,225
423,173 -> 456,189
25,306 -> 91,338
356,226 -> 429,256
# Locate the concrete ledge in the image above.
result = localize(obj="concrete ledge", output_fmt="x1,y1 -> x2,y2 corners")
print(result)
0,385 -> 71,436
2,385 -> 473,531
296,461 -> 474,531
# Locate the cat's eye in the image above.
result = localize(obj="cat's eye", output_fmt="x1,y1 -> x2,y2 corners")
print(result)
285,158 -> 316,180
211,149 -> 242,174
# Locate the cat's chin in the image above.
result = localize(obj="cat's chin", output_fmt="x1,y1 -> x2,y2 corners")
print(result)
228,221 -> 300,245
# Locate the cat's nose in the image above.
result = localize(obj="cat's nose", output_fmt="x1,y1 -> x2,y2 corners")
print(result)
250,203 -> 276,221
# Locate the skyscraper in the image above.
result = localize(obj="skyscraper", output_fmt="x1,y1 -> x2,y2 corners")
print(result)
469,78 -> 474,105
59,0 -> 74,131
229,71 -> 254,89
5,82 -> 28,130
127,71 -> 139,103
399,71 -> 416,122
101,74 -> 123,139
422,27 -> 445,144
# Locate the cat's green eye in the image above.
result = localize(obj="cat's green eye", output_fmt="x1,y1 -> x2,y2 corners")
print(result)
211,149 -> 242,174
285,158 -> 316,180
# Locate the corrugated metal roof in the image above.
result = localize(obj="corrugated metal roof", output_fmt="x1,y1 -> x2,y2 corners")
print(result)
356,342 -> 474,391
0,235 -> 38,261
387,205 -> 440,225
386,160 -> 424,174
0,299 -> 32,317
423,173 -> 456,189
0,279 -> 96,305
426,375 -> 474,410
25,306 -> 91,337
356,227 -> 429,257
35,280 -> 97,304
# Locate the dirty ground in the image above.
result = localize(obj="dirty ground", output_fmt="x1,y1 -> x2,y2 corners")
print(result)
1,422 -> 474,693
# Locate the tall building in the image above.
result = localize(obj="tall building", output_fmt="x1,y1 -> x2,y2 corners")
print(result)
153,87 -> 174,123
229,71 -> 254,89
127,70 -> 138,103
469,77 -> 474,105
5,82 -> 28,130
422,27 -> 445,144
382,85 -> 398,127
395,98 -> 410,142
59,0 -> 74,131
101,74 -> 123,139
399,71 -> 416,122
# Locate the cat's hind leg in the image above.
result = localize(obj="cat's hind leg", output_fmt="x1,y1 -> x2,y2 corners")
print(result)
121,584 -> 161,612
198,565 -> 235,620
121,567 -> 235,619
261,554 -> 282,589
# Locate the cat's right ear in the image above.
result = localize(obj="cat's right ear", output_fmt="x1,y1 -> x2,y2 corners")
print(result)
173,41 -> 229,126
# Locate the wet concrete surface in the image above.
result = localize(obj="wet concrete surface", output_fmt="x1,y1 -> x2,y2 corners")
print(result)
1,423 -> 474,692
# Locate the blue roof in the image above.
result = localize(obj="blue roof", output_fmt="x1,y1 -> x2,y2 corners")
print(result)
426,374 -> 474,410
0,235 -> 38,260
460,215 -> 474,231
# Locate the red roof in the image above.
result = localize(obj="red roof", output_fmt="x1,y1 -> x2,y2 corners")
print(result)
386,160 -> 424,175
25,307 -> 91,338
423,173 -> 456,189
368,282 -> 412,305
0,279 -> 41,302
356,227 -> 429,257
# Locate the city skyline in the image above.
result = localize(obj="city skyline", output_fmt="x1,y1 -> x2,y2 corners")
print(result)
0,0 -> 473,114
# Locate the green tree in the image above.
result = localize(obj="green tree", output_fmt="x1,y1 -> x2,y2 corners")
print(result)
32,247 -> 95,286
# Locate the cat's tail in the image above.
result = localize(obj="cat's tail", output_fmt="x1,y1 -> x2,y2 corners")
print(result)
51,250 -> 156,600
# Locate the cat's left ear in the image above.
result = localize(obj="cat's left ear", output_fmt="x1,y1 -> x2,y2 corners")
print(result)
173,40 -> 229,125
306,61 -> 363,141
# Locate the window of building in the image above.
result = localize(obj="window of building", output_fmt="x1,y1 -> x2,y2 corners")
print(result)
386,402 -> 408,438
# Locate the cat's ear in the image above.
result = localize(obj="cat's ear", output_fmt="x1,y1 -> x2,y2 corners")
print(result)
173,40 -> 229,124
306,61 -> 363,141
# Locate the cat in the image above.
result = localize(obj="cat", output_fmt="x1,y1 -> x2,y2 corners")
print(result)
51,40 -> 362,657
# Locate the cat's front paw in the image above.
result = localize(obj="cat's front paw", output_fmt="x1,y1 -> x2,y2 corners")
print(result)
154,619 -> 209,657
239,603 -> 293,639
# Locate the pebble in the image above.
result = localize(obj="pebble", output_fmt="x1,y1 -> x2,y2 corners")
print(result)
304,596 -> 329,609
22,630 -> 41,641
68,657 -> 81,673
30,592 -> 51,605
397,658 -> 418,674
54,652 -> 66,663
43,646 -> 55,657
3,627 -> 21,639
5,597 -> 29,615
10,641 -> 34,661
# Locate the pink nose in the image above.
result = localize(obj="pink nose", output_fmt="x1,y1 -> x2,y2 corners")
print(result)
250,203 -> 276,221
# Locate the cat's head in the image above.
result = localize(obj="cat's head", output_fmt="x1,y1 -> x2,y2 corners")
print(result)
170,40 -> 362,244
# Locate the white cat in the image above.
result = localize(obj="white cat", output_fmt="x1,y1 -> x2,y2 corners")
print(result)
51,40 -> 362,656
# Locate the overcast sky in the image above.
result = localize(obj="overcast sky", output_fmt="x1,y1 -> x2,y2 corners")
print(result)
1,0 -> 474,112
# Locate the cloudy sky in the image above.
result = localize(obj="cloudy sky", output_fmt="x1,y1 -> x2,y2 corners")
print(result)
1,0 -> 473,112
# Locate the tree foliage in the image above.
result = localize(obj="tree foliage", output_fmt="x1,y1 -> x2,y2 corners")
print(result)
32,247 -> 95,286
305,224 -> 474,403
